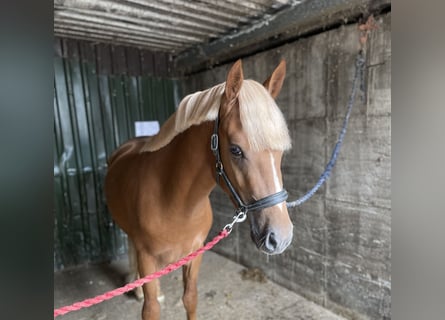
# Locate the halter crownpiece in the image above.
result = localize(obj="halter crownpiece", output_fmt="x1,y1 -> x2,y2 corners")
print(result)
210,114 -> 288,215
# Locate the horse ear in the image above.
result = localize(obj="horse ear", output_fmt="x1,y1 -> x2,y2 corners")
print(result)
263,60 -> 286,99
225,59 -> 244,101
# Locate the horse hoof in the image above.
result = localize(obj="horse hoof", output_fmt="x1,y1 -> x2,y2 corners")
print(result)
157,294 -> 165,304
134,287 -> 144,300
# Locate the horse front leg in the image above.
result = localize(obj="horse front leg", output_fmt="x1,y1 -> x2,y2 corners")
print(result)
182,254 -> 203,320
137,251 -> 161,320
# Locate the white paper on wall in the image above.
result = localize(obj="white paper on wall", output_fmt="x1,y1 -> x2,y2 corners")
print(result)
134,121 -> 160,137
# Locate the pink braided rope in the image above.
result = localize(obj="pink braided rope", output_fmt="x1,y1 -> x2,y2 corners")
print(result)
54,229 -> 229,318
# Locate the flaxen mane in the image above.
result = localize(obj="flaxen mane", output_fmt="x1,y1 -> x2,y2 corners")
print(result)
140,80 -> 291,153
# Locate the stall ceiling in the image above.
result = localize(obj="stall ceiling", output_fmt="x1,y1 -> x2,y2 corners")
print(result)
54,0 -> 306,53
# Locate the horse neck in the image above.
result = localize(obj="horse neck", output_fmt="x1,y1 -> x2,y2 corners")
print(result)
161,121 -> 216,209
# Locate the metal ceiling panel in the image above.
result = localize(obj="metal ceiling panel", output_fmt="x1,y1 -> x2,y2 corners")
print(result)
54,0 -> 304,53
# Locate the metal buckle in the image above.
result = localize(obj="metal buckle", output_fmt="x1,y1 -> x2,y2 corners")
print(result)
215,161 -> 223,174
210,134 -> 218,153
235,209 -> 247,222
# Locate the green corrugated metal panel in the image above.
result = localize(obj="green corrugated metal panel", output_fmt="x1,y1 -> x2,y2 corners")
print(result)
54,43 -> 178,270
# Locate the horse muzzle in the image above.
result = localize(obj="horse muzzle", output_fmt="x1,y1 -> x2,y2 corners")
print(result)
249,209 -> 293,255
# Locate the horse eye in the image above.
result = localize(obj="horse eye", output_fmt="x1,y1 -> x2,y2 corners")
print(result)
230,145 -> 243,158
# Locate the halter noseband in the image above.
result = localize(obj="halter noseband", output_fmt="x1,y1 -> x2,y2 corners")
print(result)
210,114 -> 288,216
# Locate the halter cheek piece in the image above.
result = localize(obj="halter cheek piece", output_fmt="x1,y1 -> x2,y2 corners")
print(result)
210,114 -> 288,219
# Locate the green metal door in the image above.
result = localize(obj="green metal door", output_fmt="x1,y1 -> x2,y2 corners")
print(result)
54,40 -> 178,270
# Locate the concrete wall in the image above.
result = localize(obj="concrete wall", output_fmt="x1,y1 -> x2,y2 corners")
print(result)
181,13 -> 391,320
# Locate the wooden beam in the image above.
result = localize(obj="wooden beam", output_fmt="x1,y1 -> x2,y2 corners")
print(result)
174,0 -> 390,75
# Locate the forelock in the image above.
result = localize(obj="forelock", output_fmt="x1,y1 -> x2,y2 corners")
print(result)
238,80 -> 291,151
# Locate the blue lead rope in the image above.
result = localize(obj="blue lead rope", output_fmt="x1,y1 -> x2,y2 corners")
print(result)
286,51 -> 366,208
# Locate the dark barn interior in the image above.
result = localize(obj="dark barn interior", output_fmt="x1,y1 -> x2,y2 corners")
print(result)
54,1 -> 391,319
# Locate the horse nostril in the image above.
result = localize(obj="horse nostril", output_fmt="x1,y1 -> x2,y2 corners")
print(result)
265,232 -> 278,251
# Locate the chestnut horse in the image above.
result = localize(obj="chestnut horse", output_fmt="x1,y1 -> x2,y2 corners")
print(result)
105,60 -> 293,320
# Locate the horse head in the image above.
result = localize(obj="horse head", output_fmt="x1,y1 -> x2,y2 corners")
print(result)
216,60 -> 293,255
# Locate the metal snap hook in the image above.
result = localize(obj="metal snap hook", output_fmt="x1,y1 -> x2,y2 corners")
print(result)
223,208 -> 248,234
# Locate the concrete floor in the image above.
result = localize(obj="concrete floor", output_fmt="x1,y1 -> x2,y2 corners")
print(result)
54,251 -> 346,320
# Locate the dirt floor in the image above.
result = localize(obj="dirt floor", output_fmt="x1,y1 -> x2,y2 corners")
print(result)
54,251 -> 346,320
